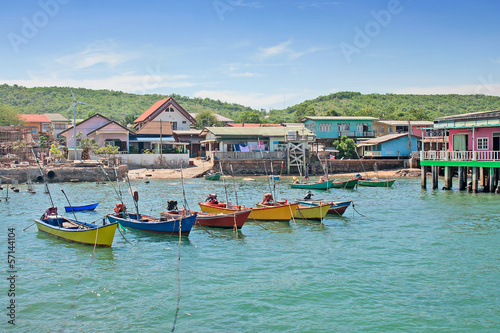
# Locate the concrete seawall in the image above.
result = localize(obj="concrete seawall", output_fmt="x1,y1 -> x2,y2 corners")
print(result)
0,165 -> 128,184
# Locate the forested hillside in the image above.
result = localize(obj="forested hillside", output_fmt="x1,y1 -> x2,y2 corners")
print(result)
0,84 -> 254,123
267,91 -> 500,123
2,84 -> 500,125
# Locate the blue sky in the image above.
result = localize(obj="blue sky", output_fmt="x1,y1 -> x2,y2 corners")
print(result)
1,0 -> 499,110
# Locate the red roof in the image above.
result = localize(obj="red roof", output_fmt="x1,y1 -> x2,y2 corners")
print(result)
134,97 -> 196,125
134,98 -> 171,123
19,114 -> 51,123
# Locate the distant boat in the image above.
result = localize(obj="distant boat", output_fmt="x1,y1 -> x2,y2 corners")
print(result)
205,172 -> 221,181
357,178 -> 396,187
64,203 -> 99,212
35,207 -> 117,247
290,178 -> 357,190
269,175 -> 280,180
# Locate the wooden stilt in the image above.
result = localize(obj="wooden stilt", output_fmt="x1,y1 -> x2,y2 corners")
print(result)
432,166 -> 438,190
444,166 -> 453,190
458,167 -> 465,191
489,167 -> 495,193
421,165 -> 426,189
471,167 -> 478,193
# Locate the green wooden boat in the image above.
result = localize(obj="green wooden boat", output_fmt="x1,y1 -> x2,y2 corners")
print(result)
204,172 -> 221,181
329,178 -> 358,189
290,179 -> 335,190
357,178 -> 395,187
290,178 -> 358,190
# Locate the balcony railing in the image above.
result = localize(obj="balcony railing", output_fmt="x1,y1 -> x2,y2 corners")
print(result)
364,151 -> 382,157
213,151 -> 286,160
338,131 -> 374,138
421,150 -> 500,161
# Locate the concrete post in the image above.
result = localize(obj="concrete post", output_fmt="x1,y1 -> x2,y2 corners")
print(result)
489,168 -> 496,193
432,166 -> 438,190
480,167 -> 485,187
444,166 -> 453,190
458,167 -> 465,191
472,167 -> 478,193
421,165 -> 426,189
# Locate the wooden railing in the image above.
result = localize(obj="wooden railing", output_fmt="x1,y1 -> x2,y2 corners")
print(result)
421,150 -> 500,161
213,151 -> 286,160
364,151 -> 382,157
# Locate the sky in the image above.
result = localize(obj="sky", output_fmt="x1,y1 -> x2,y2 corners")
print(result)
1,0 -> 500,110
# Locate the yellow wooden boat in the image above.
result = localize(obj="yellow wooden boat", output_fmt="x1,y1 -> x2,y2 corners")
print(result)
293,203 -> 330,220
35,215 -> 118,247
199,202 -> 299,221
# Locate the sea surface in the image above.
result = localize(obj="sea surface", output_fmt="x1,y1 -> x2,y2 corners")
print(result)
2,177 -> 499,332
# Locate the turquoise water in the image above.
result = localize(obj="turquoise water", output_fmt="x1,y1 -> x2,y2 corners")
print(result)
2,177 -> 500,332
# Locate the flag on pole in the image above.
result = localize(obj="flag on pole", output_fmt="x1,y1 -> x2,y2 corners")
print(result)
330,154 -> 336,160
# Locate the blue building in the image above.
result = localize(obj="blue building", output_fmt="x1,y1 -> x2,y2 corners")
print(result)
357,133 -> 420,158
301,116 -> 376,145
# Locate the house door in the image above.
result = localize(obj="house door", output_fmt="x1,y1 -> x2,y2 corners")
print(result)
493,133 -> 500,151
453,134 -> 468,151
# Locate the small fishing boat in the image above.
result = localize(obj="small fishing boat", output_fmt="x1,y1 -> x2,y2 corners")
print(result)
107,204 -> 196,235
357,178 -> 396,187
64,203 -> 99,212
269,175 -> 280,180
290,179 -> 336,190
297,200 -> 352,216
199,201 -> 299,221
293,203 -> 330,220
162,209 -> 252,229
34,207 -> 117,247
204,172 -> 221,181
330,178 -> 358,189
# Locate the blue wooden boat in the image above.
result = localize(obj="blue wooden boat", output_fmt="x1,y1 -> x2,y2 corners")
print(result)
64,203 -> 99,212
107,212 -> 196,236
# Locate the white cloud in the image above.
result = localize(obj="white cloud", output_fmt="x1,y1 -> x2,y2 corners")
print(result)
1,73 -> 198,94
56,40 -> 139,69
298,2 -> 342,10
259,40 -> 293,58
193,90 -> 295,109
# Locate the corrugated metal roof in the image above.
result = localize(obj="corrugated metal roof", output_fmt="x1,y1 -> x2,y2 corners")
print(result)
204,126 -> 314,137
302,116 -> 377,121
375,120 -> 433,126
43,113 -> 70,122
19,114 -> 51,123
357,133 -> 418,146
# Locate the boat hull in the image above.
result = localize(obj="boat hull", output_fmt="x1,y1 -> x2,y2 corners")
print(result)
290,180 -> 335,190
329,179 -> 358,189
161,209 -> 251,229
297,200 -> 352,216
35,218 -> 117,247
107,213 -> 196,236
64,203 -> 99,212
199,202 -> 299,221
205,172 -> 221,180
293,204 -> 330,220
357,179 -> 395,187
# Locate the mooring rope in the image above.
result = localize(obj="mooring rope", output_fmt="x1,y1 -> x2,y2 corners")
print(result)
171,216 -> 183,332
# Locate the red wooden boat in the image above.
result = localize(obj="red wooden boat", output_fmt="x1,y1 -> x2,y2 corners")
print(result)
161,209 -> 252,229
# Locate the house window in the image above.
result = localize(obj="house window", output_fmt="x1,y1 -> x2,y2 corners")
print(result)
318,123 -> 332,132
379,126 -> 384,134
338,123 -> 350,132
182,121 -> 186,124
105,139 -> 121,147
55,123 -> 66,130
172,122 -> 178,130
169,107 -> 174,112
477,137 -> 488,150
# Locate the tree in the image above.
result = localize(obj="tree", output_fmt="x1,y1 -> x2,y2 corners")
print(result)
121,114 -> 137,127
237,110 -> 262,124
0,104 -> 23,126
195,110 -> 219,129
294,102 -> 315,122
333,135 -> 358,159
325,109 -> 340,116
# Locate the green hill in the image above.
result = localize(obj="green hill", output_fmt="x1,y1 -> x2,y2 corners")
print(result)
2,84 -> 500,124
0,84 -> 255,123
267,91 -> 500,123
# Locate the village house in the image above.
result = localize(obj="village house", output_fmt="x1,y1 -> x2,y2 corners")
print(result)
420,110 -> 500,192
372,120 -> 434,137
134,97 -> 196,131
357,133 -> 421,159
18,114 -> 52,141
43,113 -> 72,138
59,113 -> 132,159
